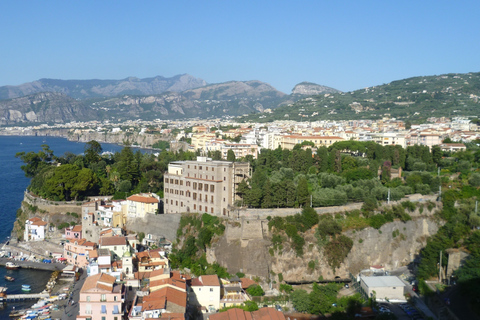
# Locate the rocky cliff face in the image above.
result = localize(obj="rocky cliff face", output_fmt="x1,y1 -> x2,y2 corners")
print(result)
208,206 -> 441,281
0,92 -> 97,125
292,82 -> 341,95
0,74 -> 207,100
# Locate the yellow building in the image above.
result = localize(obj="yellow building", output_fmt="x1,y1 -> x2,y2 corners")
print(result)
280,135 -> 344,150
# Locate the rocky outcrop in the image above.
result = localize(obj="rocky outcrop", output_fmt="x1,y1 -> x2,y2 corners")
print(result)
209,205 -> 441,281
0,92 -> 97,125
292,82 -> 341,95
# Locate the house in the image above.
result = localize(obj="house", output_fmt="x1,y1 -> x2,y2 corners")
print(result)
126,193 -> 160,218
64,238 -> 96,268
65,225 -> 82,240
209,307 -> 286,320
24,217 -> 47,241
440,143 -> 467,152
360,276 -> 406,302
190,275 -> 221,312
220,277 -> 250,308
100,236 -> 130,259
129,287 -> 187,320
135,249 -> 169,273
78,273 -> 124,320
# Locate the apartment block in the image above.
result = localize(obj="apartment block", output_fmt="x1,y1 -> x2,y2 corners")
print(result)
163,157 -> 250,217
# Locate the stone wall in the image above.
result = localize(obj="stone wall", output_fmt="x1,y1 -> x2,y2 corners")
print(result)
23,191 -> 83,215
240,194 -> 438,220
126,213 -> 181,242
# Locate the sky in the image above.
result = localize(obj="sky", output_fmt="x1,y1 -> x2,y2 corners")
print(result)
1,1 -> 480,94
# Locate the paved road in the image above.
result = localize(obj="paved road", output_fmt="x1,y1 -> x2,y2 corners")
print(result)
61,270 -> 87,320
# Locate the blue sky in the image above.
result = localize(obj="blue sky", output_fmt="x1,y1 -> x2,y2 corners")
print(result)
1,1 -> 479,93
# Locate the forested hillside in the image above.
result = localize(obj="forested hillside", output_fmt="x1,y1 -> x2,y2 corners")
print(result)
240,72 -> 480,122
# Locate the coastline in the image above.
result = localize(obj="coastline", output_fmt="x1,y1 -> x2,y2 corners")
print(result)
0,127 -> 168,150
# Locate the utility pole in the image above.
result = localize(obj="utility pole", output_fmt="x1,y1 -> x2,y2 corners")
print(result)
387,188 -> 390,204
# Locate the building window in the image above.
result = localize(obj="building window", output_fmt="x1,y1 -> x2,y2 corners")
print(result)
188,165 -> 190,169
205,206 -> 208,212
224,177 -> 226,181
175,180 -> 179,184
180,181 -> 183,186
170,179 -> 173,183
224,187 -> 226,191
199,183 -> 203,191
193,182 -> 197,190
224,168 -> 226,172
176,201 -> 178,206
211,196 -> 214,203
199,166 -> 202,170
181,202 -> 183,207
193,193 -> 197,200
210,288 -> 214,292
195,166 -> 197,169
212,168 -> 215,171
223,198 -> 225,202
210,185 -> 214,192
101,294 -> 106,301
211,208 -> 214,213
86,296 -> 90,302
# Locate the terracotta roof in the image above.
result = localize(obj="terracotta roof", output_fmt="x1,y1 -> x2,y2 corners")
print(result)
193,275 -> 220,287
81,273 -> 116,293
127,195 -> 159,203
100,236 -> 127,247
158,313 -> 185,320
144,286 -> 187,308
150,278 -> 187,291
240,278 -> 257,289
32,220 -> 48,226
209,307 -> 286,320
72,225 -> 82,232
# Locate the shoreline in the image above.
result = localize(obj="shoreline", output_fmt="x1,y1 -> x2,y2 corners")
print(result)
0,257 -> 66,272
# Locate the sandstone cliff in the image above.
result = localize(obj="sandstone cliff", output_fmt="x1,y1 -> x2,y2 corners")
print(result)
208,204 -> 441,282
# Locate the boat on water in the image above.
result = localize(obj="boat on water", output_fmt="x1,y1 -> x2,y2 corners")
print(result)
5,262 -> 19,270
22,284 -> 31,291
4,275 -> 14,282
0,287 -> 7,303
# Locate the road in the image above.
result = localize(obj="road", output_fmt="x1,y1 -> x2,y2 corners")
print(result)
60,269 -> 87,320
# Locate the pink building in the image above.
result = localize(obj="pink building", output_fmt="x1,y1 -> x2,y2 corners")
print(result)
64,238 -> 96,268
78,273 -> 124,320
65,225 -> 82,240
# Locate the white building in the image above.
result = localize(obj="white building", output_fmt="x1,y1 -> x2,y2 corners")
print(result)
24,217 -> 47,241
360,276 -> 406,302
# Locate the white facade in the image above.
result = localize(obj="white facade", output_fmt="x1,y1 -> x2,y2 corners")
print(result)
24,217 -> 46,241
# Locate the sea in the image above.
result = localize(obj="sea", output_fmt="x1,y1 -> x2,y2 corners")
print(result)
0,135 -> 127,318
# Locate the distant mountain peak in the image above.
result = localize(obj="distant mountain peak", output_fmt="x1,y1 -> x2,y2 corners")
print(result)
292,82 -> 341,95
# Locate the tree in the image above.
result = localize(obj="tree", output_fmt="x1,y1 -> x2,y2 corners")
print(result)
296,176 -> 310,206
246,285 -> 264,296
84,140 -> 103,165
290,289 -> 310,313
227,149 -> 236,162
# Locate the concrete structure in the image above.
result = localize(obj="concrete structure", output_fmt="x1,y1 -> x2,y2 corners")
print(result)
164,157 -> 250,217
360,276 -> 406,302
126,193 -> 160,218
440,143 -> 467,152
24,217 -> 47,241
190,275 -> 221,312
78,273 -> 124,320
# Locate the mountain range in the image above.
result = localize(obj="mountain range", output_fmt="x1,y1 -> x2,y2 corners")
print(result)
1,72 -> 479,126
0,75 -> 337,125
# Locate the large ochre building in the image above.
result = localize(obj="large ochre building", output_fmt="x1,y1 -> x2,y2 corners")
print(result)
163,157 -> 250,217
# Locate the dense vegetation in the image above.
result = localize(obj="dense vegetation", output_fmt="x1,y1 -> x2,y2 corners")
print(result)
240,72 -> 480,122
236,141 -> 443,209
16,140 -> 200,201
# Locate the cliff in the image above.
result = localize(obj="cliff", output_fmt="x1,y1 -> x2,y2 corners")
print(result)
207,202 -> 442,281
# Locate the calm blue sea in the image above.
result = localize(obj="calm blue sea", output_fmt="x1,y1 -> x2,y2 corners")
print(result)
0,135 -> 126,318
